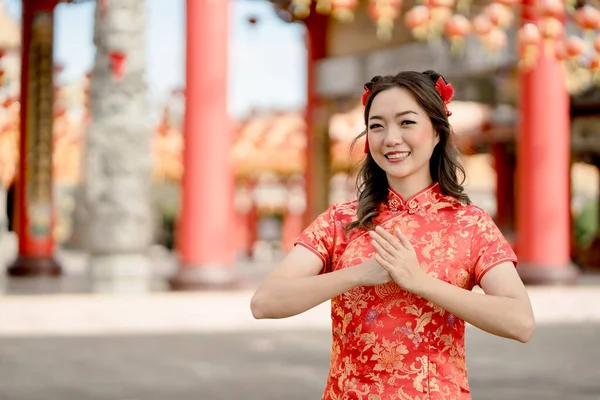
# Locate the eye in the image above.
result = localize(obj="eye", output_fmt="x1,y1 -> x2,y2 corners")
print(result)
368,123 -> 383,130
400,120 -> 415,126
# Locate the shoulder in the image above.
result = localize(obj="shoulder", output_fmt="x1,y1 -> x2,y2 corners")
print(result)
327,200 -> 358,223
446,203 -> 495,229
459,204 -> 491,217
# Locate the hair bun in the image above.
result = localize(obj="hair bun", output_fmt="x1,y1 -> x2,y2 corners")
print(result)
365,75 -> 385,90
422,70 -> 446,85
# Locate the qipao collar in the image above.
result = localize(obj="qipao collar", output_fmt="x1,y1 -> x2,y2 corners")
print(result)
386,182 -> 443,214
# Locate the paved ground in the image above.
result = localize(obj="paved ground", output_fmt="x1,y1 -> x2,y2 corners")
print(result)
0,324 -> 598,400
1,245 -> 599,399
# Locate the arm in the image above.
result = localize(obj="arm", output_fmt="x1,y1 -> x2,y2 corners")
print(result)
370,226 -> 535,343
250,246 -> 392,319
413,262 -> 535,343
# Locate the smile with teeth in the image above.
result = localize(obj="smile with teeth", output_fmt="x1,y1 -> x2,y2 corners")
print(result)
385,151 -> 411,160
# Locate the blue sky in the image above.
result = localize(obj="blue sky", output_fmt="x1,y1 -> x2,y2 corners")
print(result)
4,0 -> 307,118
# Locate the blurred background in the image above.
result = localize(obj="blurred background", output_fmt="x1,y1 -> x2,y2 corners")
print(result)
0,0 -> 599,399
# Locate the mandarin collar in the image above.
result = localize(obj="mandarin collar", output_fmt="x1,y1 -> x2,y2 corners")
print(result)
386,182 -> 442,214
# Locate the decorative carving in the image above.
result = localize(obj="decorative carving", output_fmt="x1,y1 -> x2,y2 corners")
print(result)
84,0 -> 152,290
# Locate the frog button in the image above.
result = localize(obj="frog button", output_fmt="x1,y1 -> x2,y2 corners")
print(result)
407,201 -> 419,214
389,197 -> 400,212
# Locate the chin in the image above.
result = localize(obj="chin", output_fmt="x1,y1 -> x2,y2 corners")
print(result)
382,164 -> 414,179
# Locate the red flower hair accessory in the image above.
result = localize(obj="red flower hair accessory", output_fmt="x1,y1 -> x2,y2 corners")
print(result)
362,85 -> 372,153
361,85 -> 371,106
434,77 -> 454,116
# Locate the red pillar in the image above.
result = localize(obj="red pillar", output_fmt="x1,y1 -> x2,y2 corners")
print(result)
282,176 -> 306,251
492,143 -> 515,233
303,12 -> 329,227
8,0 -> 62,277
515,1 -> 578,284
169,0 -> 235,290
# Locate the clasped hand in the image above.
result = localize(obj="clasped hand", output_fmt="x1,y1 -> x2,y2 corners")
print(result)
366,225 -> 428,294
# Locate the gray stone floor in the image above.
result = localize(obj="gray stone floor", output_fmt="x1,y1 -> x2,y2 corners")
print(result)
0,324 -> 598,400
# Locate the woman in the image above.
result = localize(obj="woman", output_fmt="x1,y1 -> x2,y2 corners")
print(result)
251,70 -> 535,400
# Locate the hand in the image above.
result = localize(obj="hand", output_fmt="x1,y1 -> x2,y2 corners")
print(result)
355,256 -> 393,287
369,226 -> 429,294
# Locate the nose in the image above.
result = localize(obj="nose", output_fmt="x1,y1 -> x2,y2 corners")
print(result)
383,124 -> 404,147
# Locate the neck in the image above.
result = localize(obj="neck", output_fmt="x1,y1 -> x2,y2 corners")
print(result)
386,172 -> 433,201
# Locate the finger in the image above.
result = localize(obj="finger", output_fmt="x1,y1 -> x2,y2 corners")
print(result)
369,231 -> 397,255
374,226 -> 402,250
372,240 -> 394,262
394,228 -> 413,249
374,253 -> 394,272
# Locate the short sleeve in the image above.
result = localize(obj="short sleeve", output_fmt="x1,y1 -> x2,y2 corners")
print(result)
294,205 -> 337,273
471,210 -> 518,286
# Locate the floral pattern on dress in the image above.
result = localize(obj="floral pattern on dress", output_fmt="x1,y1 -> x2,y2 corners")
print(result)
295,182 -> 517,400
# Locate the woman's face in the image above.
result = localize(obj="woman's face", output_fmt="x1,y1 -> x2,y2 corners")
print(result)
366,86 -> 439,194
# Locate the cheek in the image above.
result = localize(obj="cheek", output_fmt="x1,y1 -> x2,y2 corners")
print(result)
410,128 -> 438,150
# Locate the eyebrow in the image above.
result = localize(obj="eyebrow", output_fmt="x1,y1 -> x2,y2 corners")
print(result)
369,110 -> 418,121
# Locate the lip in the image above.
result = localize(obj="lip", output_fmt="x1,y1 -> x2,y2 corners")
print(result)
384,151 -> 410,156
384,151 -> 411,163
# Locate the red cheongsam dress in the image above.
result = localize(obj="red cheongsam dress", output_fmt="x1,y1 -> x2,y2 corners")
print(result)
294,182 -> 517,400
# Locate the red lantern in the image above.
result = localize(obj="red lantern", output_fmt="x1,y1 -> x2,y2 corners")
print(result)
574,5 -> 600,31
518,22 -> 541,47
483,27 -> 508,51
404,5 -> 430,40
108,51 -> 126,81
485,3 -> 513,28
429,0 -> 455,7
444,14 -> 471,39
368,0 -> 403,39
472,14 -> 493,36
517,23 -> 541,67
538,17 -> 564,41
539,0 -> 566,20
594,35 -> 600,54
316,0 -> 331,14
494,0 -> 521,6
444,14 -> 471,53
291,0 -> 312,18
566,36 -> 586,58
593,57 -> 600,68
554,40 -> 568,61
332,0 -> 359,21
430,6 -> 453,25
404,5 -> 430,29
368,0 -> 402,21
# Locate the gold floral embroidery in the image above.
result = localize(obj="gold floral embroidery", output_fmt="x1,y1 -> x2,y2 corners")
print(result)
294,183 -> 517,400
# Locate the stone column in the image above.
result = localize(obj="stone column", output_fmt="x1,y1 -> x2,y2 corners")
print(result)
84,0 -> 153,292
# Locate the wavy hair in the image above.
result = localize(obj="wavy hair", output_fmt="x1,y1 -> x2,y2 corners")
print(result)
345,70 -> 471,232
